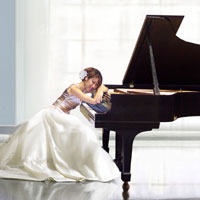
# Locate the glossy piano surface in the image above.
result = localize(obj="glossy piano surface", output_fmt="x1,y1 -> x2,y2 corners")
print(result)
123,15 -> 200,91
81,88 -> 200,129
80,15 -> 200,191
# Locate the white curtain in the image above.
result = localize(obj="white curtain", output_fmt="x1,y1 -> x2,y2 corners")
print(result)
48,0 -> 200,105
16,0 -> 200,123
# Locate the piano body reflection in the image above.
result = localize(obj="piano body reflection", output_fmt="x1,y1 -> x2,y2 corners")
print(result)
80,15 -> 200,190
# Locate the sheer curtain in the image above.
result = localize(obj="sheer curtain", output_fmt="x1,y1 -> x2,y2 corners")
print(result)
47,0 -> 200,101
16,0 -> 200,123
47,0 -> 200,120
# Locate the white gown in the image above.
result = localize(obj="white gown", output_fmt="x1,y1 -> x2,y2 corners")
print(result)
0,89 -> 120,182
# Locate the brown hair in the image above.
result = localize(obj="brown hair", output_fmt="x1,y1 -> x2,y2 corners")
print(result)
83,67 -> 103,88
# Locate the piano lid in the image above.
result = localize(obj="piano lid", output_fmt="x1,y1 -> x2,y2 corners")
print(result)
123,15 -> 200,91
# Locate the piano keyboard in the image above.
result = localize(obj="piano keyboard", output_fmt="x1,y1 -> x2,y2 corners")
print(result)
80,103 -> 96,124
85,102 -> 108,113
80,102 -> 109,123
82,103 -> 97,115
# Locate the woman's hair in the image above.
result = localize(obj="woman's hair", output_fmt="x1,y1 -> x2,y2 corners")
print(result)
81,67 -> 103,88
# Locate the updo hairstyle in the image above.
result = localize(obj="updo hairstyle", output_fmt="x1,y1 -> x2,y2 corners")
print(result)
80,67 -> 103,88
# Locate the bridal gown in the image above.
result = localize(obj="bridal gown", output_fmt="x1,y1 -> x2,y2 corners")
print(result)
0,87 -> 120,182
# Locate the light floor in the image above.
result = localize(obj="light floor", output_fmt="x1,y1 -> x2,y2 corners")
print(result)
1,175 -> 200,200
1,130 -> 200,199
1,144 -> 200,200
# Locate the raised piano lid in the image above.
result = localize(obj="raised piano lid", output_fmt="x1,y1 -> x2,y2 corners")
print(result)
123,15 -> 200,91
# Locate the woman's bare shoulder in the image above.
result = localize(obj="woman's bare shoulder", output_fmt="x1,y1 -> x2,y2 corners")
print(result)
67,84 -> 81,95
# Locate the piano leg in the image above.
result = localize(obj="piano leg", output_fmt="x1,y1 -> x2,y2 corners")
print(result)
114,132 -> 122,171
102,128 -> 110,153
118,129 -> 139,191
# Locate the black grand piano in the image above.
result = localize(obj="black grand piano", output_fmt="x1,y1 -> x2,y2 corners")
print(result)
80,15 -> 200,190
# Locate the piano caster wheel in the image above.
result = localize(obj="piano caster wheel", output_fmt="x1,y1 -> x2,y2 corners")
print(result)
122,190 -> 129,200
122,182 -> 130,200
122,182 -> 130,191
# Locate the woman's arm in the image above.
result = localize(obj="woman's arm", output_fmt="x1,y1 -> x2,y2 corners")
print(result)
93,84 -> 108,103
68,84 -> 108,105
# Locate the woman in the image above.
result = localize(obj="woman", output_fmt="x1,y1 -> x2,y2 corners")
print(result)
0,67 -> 120,182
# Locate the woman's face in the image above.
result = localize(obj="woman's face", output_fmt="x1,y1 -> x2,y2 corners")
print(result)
84,77 -> 100,93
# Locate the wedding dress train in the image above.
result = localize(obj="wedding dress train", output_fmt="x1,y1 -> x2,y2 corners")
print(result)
0,106 -> 120,182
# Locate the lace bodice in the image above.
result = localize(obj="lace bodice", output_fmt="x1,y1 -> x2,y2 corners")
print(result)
53,85 -> 81,114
